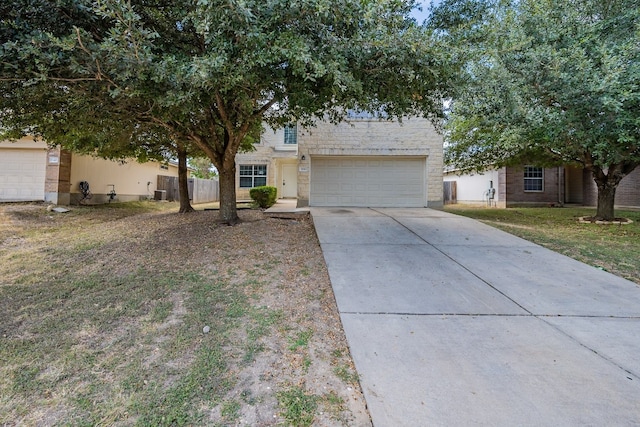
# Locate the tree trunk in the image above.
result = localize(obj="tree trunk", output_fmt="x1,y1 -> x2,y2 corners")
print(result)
595,180 -> 617,221
581,156 -> 637,222
589,162 -> 625,221
190,128 -> 246,225
218,163 -> 239,225
177,144 -> 194,214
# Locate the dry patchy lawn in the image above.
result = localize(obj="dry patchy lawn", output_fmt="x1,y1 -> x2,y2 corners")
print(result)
445,205 -> 640,285
0,202 -> 371,426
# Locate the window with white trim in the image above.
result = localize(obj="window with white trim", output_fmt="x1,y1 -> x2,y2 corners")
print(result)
523,166 -> 543,192
284,125 -> 297,145
239,164 -> 267,188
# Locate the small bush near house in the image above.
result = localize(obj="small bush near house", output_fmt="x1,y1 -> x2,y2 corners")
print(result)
250,186 -> 277,208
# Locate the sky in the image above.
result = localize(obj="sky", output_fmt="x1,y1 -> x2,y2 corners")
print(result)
411,0 -> 441,23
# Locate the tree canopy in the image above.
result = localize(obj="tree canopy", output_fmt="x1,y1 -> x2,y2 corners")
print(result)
432,0 -> 640,220
1,0 -> 453,223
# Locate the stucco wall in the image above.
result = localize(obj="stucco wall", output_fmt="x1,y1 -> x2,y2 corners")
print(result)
444,169 -> 500,205
70,154 -> 179,203
297,117 -> 443,207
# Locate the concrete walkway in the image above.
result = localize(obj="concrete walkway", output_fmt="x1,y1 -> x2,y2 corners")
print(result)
310,207 -> 640,426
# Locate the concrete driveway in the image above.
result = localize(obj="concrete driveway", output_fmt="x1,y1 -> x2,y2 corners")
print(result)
311,207 -> 640,426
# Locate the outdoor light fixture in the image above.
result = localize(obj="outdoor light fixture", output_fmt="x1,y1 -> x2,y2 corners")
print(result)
301,155 -> 306,160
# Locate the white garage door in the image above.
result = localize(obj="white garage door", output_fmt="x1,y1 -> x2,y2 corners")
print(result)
0,149 -> 47,201
310,156 -> 426,207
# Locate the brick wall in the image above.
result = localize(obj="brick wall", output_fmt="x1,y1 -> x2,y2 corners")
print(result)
582,167 -> 640,208
616,168 -> 640,207
497,167 -> 507,208
44,147 -> 72,204
504,166 -> 563,206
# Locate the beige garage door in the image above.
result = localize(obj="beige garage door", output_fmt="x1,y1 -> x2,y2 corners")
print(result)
0,149 -> 47,201
310,156 -> 426,207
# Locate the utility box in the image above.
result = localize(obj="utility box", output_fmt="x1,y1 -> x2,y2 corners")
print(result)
154,190 -> 167,201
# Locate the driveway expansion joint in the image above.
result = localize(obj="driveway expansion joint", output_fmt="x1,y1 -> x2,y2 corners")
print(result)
373,209 -> 533,316
312,207 -> 640,425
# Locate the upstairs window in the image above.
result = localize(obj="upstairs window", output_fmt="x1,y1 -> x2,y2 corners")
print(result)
284,125 -> 297,145
239,164 -> 267,188
523,166 -> 543,192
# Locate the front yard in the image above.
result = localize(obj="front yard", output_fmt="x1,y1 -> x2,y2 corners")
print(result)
4,201 -> 636,426
445,205 -> 640,285
0,202 -> 370,426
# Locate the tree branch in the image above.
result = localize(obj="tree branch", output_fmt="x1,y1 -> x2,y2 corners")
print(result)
74,27 -> 120,89
214,91 -> 234,135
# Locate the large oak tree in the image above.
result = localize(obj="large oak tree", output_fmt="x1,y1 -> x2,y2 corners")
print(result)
0,79 -> 198,212
1,0 -> 452,223
432,0 -> 640,220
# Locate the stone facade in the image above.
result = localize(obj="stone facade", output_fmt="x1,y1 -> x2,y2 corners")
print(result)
236,117 -> 444,207
234,125 -> 298,201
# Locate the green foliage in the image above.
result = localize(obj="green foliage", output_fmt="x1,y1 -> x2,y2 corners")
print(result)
432,0 -> 640,220
249,186 -> 277,209
1,0 -> 455,223
189,157 -> 218,179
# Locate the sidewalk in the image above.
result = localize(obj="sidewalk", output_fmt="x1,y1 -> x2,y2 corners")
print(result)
311,207 -> 640,426
264,199 -> 309,218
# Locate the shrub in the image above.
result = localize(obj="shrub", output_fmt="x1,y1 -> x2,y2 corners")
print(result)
249,186 -> 277,208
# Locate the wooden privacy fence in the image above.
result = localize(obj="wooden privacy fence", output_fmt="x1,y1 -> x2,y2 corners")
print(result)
191,177 -> 219,204
157,175 -> 219,204
443,181 -> 457,204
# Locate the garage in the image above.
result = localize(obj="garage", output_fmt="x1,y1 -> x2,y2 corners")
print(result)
0,148 -> 47,202
310,156 -> 426,207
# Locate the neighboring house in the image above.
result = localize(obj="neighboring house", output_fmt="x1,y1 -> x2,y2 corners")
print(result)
444,165 -> 640,208
0,137 -> 182,204
236,114 -> 444,208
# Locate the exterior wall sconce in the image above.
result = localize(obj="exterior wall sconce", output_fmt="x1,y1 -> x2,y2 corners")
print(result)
301,155 -> 306,160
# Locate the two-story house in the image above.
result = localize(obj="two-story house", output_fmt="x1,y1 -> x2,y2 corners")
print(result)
235,114 -> 444,208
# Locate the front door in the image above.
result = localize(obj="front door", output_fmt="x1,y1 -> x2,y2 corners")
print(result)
282,164 -> 298,198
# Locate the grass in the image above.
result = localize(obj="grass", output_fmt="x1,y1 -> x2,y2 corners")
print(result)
333,364 -> 359,385
0,201 -> 290,425
2,270 -> 239,425
445,205 -> 640,284
288,329 -> 313,351
277,386 -> 318,427
1,200 -> 366,426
